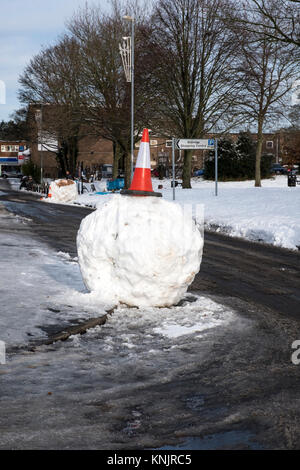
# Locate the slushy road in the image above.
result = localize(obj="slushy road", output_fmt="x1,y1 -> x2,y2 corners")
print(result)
1,183 -> 299,320
1,180 -> 300,450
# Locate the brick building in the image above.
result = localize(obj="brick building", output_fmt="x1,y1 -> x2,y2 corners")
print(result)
0,140 -> 29,175
25,101 -> 298,178
27,131 -> 283,178
29,134 -> 114,179
147,132 -> 282,174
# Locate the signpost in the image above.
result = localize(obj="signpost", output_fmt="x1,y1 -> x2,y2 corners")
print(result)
175,139 -> 215,150
215,139 -> 218,197
172,138 -> 176,200
171,138 -> 218,200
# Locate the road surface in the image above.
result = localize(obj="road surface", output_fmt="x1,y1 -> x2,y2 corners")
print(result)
1,183 -> 299,319
1,181 -> 300,450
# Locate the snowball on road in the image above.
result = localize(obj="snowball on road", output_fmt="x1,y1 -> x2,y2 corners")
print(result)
0,203 -> 235,348
45,179 -> 77,203
77,194 -> 203,308
75,175 -> 300,251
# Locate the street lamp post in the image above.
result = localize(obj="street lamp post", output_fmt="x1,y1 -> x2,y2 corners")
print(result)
120,15 -> 135,182
35,107 -> 43,184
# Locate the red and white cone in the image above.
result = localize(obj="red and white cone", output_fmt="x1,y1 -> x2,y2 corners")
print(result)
121,128 -> 162,197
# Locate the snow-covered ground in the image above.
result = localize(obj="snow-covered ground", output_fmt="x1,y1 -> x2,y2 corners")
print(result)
0,205 -> 100,346
8,174 -> 300,250
74,175 -> 300,251
0,204 -> 237,348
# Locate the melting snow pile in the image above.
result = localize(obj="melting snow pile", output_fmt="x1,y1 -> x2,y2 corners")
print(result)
47,179 -> 78,203
77,194 -> 203,307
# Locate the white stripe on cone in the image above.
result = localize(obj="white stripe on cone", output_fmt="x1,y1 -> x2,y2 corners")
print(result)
135,141 -> 151,169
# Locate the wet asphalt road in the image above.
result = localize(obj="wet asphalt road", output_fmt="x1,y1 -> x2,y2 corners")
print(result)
0,181 -> 299,321
1,180 -> 300,450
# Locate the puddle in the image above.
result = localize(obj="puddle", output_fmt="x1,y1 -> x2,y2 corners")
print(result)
184,394 -> 228,419
153,430 -> 263,450
176,295 -> 198,306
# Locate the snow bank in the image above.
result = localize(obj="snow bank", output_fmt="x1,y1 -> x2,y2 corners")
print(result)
47,179 -> 78,203
77,194 -> 203,307
0,207 -> 92,346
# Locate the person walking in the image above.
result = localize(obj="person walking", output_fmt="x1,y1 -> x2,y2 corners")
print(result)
19,175 -> 29,190
27,176 -> 33,191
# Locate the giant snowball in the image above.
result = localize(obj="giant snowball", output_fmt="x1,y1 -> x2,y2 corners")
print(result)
77,194 -> 203,307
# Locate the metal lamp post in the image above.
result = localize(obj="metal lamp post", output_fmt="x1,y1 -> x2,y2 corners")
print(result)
119,15 -> 135,182
35,107 -> 43,184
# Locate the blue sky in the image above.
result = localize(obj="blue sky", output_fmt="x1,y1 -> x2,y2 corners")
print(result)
0,0 -> 109,121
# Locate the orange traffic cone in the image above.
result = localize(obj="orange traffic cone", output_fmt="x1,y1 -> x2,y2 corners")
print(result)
121,128 -> 162,197
48,185 -> 52,198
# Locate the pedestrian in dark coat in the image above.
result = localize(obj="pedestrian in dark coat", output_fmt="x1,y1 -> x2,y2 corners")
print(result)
19,175 -> 29,190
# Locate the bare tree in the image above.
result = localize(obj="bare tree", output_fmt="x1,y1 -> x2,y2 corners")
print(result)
233,12 -> 298,186
241,0 -> 300,47
68,2 -> 157,187
288,104 -> 300,128
143,0 -> 243,188
19,36 -> 86,175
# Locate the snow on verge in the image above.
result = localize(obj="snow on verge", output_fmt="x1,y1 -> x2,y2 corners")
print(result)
0,208 -> 109,346
77,194 -> 203,308
75,176 -> 300,251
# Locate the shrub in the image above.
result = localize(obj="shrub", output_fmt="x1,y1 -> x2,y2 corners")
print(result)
21,161 -> 41,183
204,132 -> 273,180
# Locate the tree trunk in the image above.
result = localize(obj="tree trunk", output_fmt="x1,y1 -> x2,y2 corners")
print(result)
255,121 -> 263,187
182,149 -> 193,188
124,150 -> 131,189
56,150 -> 66,177
57,142 -> 69,177
113,141 -> 121,179
68,136 -> 78,176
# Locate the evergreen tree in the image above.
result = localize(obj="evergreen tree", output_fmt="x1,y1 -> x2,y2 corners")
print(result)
261,153 -> 274,179
204,132 -> 272,180
0,114 -> 28,141
204,137 -> 239,180
236,131 -> 256,179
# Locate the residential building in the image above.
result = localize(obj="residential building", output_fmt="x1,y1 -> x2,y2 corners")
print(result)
0,140 -> 29,174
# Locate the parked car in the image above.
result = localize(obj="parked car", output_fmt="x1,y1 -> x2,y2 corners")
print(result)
270,163 -> 286,175
101,164 -> 113,178
287,166 -> 299,175
193,169 -> 204,177
1,169 -> 23,178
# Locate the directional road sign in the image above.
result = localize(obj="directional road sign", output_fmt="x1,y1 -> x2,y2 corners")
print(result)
175,138 -> 215,150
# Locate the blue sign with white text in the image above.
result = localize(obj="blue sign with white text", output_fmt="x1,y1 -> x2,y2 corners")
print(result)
0,157 -> 18,163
